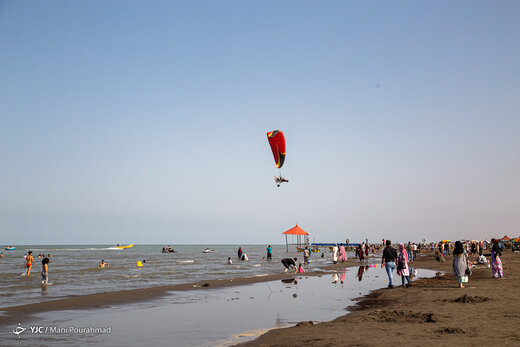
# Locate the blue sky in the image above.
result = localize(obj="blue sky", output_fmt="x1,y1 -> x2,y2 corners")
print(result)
1,1 -> 519,244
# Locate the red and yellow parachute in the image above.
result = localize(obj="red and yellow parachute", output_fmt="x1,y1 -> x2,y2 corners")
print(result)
267,130 -> 286,168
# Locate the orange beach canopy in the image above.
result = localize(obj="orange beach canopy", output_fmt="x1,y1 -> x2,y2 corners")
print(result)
283,224 -> 309,236
500,235 -> 512,241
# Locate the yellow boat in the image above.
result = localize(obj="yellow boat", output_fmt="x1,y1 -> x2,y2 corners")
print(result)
116,244 -> 134,249
296,247 -> 319,253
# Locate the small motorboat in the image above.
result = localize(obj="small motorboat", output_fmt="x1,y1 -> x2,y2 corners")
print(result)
203,248 -> 216,253
115,244 -> 134,249
162,247 -> 175,253
5,246 -> 16,250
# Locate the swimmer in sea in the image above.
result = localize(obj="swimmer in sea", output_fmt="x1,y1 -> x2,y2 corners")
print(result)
25,251 -> 35,276
99,260 -> 110,268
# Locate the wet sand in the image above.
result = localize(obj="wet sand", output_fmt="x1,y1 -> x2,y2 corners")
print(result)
0,257 -> 368,327
238,251 -> 520,346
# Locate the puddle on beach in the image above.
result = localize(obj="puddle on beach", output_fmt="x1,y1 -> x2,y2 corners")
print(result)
1,266 -> 436,346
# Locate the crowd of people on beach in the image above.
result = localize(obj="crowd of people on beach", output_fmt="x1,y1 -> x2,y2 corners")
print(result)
380,237 -> 507,289
5,237 -> 510,291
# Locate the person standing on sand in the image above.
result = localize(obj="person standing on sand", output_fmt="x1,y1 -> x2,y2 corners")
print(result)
406,242 -> 413,262
339,244 -> 347,263
381,240 -> 397,288
332,244 -> 339,264
397,243 -> 412,287
266,245 -> 272,260
25,251 -> 35,276
357,244 -> 364,262
491,238 -> 503,278
453,241 -> 469,288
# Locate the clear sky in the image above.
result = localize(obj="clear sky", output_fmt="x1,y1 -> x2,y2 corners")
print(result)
1,1 -> 519,244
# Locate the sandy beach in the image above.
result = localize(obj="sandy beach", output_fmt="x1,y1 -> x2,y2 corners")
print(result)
239,250 -> 520,346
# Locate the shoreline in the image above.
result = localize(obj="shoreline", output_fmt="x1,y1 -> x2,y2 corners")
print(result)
0,258 -> 370,327
237,251 -> 520,346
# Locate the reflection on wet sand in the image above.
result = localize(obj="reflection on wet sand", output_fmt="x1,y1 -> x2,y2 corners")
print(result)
4,266 -> 437,347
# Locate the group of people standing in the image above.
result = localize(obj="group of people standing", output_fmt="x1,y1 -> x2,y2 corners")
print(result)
453,238 -> 503,287
23,251 -> 50,284
381,240 -> 413,288
331,242 -> 377,264
382,238 -> 505,289
331,244 -> 348,264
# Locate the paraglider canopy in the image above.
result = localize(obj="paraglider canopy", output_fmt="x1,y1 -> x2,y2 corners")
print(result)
267,130 -> 286,168
267,130 -> 289,187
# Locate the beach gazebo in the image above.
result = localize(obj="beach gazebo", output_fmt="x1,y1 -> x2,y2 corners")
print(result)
500,235 -> 512,241
283,224 -> 309,252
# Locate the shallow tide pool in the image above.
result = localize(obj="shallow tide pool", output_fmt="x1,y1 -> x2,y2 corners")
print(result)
1,266 -> 436,346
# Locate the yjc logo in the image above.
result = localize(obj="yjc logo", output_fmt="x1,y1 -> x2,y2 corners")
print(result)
12,323 -> 26,338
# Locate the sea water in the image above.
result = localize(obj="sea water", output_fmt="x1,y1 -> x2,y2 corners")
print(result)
0,267 -> 437,346
0,244 -> 360,308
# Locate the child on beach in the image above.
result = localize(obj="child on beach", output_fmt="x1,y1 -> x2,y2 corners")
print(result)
41,257 -> 50,284
25,251 -> 35,276
298,264 -> 305,273
227,257 -> 233,265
